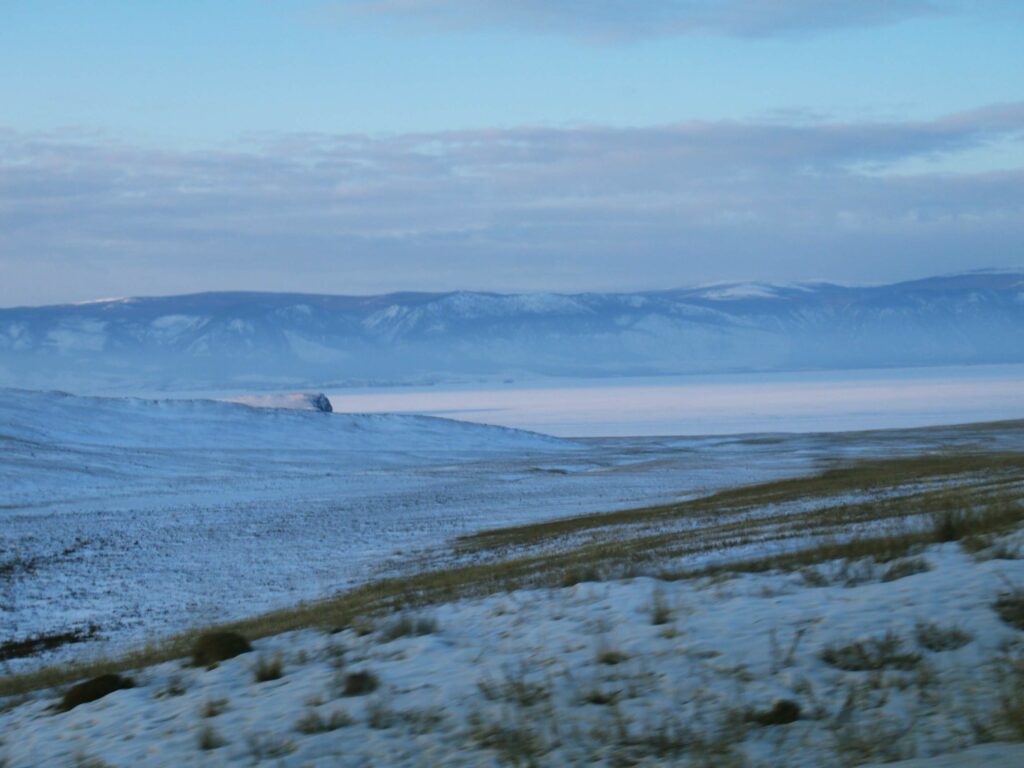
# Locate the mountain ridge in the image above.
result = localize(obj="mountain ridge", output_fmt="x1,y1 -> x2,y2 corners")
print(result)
3,270 -> 1023,392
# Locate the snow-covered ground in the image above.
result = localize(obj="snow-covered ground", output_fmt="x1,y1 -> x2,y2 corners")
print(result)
4,387 -> 1024,671
5,533 -> 1024,766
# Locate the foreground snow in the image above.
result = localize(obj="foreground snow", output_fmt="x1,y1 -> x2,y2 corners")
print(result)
4,535 -> 1024,766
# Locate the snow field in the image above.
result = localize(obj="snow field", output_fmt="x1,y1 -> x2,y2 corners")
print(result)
5,533 -> 1024,766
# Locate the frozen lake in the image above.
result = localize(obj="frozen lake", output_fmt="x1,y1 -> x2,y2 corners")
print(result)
329,364 -> 1024,437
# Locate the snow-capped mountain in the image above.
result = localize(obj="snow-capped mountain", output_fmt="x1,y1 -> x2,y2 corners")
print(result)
2,270 -> 1023,392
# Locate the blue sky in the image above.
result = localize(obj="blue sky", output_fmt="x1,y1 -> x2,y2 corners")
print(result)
1,0 -> 1022,305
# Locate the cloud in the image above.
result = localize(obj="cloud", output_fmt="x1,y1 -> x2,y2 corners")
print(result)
1,105 -> 1023,304
329,0 -> 969,41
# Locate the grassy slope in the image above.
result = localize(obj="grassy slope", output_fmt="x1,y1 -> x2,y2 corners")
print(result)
3,450 -> 1024,700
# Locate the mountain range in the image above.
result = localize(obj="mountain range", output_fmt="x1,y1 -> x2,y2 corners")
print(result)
2,270 -> 1023,392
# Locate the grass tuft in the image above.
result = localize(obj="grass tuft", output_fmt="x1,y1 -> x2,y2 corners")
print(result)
252,654 -> 284,683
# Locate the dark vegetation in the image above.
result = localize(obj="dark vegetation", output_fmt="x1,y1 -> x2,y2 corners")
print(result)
252,654 -> 283,683
340,670 -> 379,697
191,631 -> 252,667
58,673 -> 134,712
0,625 -> 99,663
748,699 -> 801,726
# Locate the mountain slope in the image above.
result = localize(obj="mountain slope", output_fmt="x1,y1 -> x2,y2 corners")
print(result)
1,270 -> 1023,391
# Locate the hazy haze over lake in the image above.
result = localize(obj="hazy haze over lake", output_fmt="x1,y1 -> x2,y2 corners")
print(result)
329,365 -> 1024,437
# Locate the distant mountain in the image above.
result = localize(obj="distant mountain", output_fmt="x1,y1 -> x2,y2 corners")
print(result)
2,270 -> 1023,392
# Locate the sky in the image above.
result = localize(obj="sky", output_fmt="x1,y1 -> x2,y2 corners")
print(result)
1,0 -> 1022,306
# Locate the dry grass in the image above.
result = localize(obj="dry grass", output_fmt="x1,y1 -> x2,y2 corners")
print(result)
3,450 -> 1023,702
252,654 -> 284,683
820,631 -> 921,672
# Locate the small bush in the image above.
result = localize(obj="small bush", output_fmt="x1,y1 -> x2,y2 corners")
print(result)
881,557 -> 931,582
197,725 -> 226,751
597,649 -> 629,666
59,673 -> 134,712
914,621 -> 972,652
994,589 -> 1024,630
821,631 -> 921,671
191,631 -> 252,667
252,654 -> 284,683
295,708 -> 353,734
748,699 -> 801,726
378,614 -> 438,643
583,687 -> 620,706
341,670 -> 379,697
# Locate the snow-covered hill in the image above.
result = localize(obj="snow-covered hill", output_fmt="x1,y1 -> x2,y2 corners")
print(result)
2,270 -> 1024,391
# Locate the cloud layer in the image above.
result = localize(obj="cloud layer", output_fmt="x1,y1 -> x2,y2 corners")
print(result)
337,0 -> 962,40
2,105 -> 1023,305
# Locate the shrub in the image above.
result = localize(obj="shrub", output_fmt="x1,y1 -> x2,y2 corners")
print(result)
341,670 -> 379,697
191,631 -> 252,667
748,699 -> 801,726
583,687 -> 620,706
59,674 -> 134,712
597,649 -> 629,666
